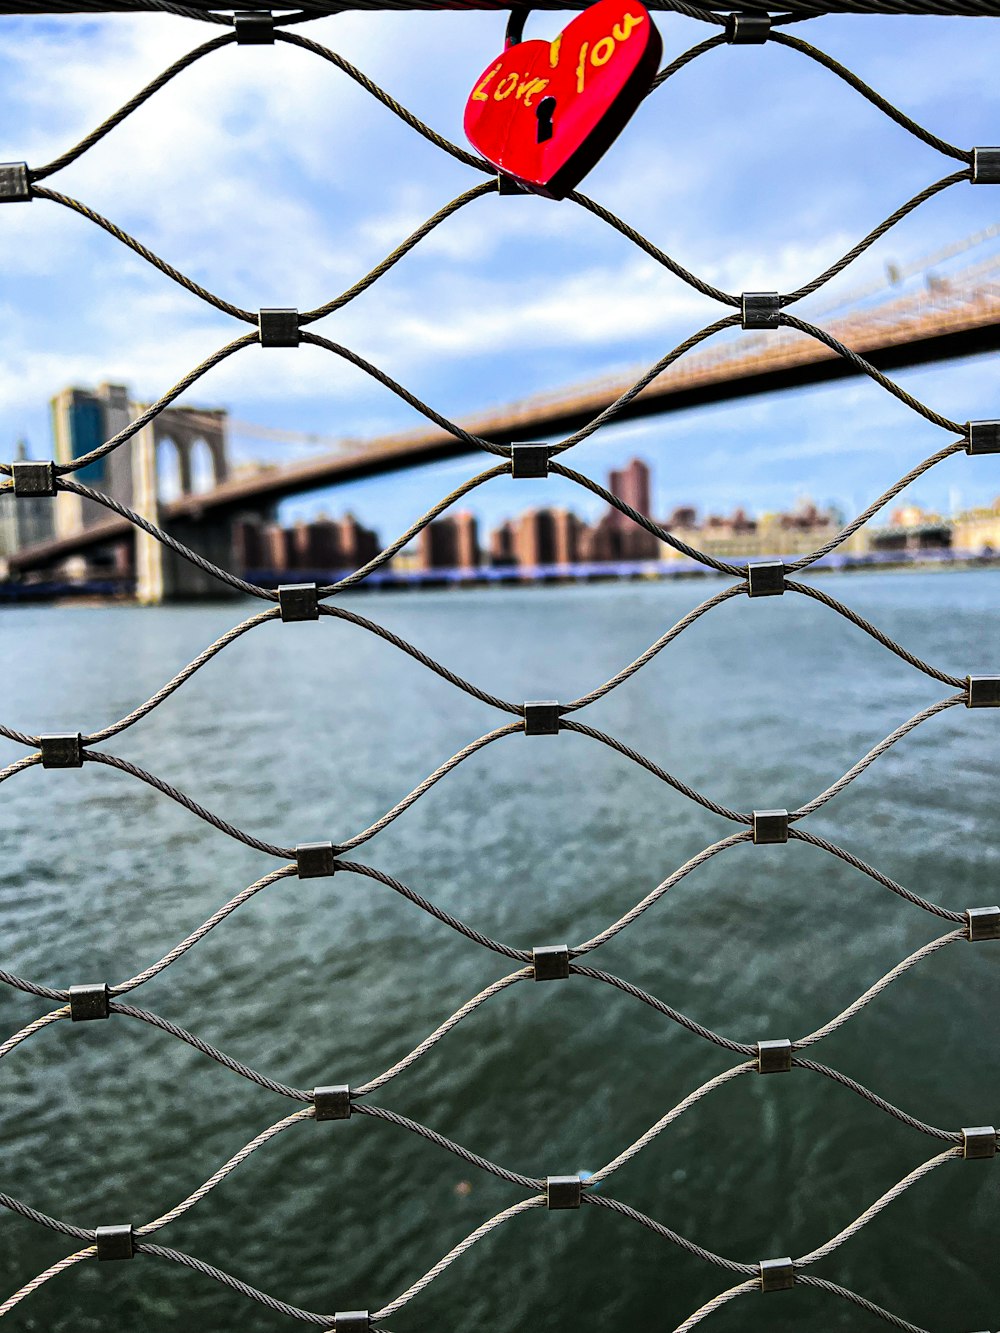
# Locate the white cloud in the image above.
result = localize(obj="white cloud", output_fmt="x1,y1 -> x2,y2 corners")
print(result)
2,6 -> 999,534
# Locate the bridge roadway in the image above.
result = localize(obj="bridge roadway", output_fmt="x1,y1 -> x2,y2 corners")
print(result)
9,291 -> 1000,574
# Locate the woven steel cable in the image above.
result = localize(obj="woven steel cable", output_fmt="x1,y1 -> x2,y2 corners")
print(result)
0,828 -> 968,1079
23,179 -> 499,350
31,186 -> 257,322
3,323 -> 972,596
0,678 -> 980,870
27,32 -> 238,181
0,274 -> 971,503
0,753 -> 42,786
0,923 -> 977,1148
0,843 -> 967,1047
788,692 -> 966,818
9,0 -> 1000,16
784,438 -> 969,574
779,314 -> 965,433
0,20 -> 980,482
787,825 -> 967,919
671,1275 -> 926,1333
0,336 -> 256,481
0,1060 -> 986,1327
778,172 -> 970,301
50,460 -> 511,600
0,435 -> 974,808
786,580 -> 968,685
0,1097 -> 980,1329
9,296 -> 956,479
642,28 -> 970,164
670,1151 -> 967,1333
0,429 -> 979,651
767,33 -> 969,164
2,706 -> 986,1316
25,12 -> 975,218
1,434 -> 973,749
0,179 -> 497,479
1,8 -> 998,1330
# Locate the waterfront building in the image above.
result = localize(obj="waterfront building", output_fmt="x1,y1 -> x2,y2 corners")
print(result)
869,504 -> 951,552
263,523 -> 292,569
453,511 -> 480,570
232,517 -> 266,571
488,521 -> 516,567
514,509 -> 558,567
418,512 -> 480,571
660,498 -> 860,562
290,516 -> 343,568
953,497 -> 1000,553
338,513 -> 379,569
551,508 -> 582,565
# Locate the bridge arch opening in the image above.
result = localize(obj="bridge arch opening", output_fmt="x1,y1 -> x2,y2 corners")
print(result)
156,435 -> 185,503
188,438 -> 217,496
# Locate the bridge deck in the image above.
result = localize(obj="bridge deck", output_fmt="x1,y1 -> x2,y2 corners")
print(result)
9,290 -> 999,574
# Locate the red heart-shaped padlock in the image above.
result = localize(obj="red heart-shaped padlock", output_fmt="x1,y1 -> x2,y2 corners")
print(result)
464,0 -> 661,200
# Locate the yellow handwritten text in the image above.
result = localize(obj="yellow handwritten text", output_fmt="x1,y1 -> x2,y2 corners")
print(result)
613,13 -> 645,42
517,75 -> 550,107
476,10 -> 647,112
591,35 -> 615,65
472,63 -> 502,101
574,12 -> 646,92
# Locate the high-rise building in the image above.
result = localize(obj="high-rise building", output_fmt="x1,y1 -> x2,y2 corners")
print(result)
290,518 -> 345,570
339,513 -> 379,569
233,513 -> 376,574
453,511 -> 480,570
418,518 -> 459,569
415,514 -> 480,571
593,457 -> 659,559
580,511 -> 623,563
607,457 -> 651,529
304,518 -> 344,570
50,383 -> 133,537
489,521 -> 516,567
262,523 -> 291,569
232,517 -> 267,572
514,509 -> 557,567
551,508 -> 581,565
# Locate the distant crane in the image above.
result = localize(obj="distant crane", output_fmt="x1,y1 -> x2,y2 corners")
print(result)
180,410 -> 361,462
810,220 -> 1000,318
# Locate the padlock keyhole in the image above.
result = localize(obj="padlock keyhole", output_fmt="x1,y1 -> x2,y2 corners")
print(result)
536,97 -> 556,144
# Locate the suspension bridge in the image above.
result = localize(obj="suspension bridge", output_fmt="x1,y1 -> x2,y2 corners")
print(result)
5,225 -> 1000,599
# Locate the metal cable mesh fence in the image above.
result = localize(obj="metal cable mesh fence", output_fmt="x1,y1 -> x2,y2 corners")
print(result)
0,0 -> 997,1328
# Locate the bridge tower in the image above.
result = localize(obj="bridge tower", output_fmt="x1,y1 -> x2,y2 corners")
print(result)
132,405 -> 230,603
50,384 -> 230,603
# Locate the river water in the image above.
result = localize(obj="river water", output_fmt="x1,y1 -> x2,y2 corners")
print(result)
0,570 -> 997,1332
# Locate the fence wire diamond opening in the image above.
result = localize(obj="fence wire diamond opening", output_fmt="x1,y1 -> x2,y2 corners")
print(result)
0,0 -> 998,1329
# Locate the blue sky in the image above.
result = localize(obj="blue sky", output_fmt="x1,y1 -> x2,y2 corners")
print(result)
2,6 -> 1000,543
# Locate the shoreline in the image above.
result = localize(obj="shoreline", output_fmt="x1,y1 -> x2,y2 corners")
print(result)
2,549 -> 997,607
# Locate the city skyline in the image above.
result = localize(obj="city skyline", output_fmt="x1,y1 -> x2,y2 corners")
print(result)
225,454 -> 1000,579
9,403 -> 1000,545
3,362 -> 1000,592
227,455 -> 845,576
